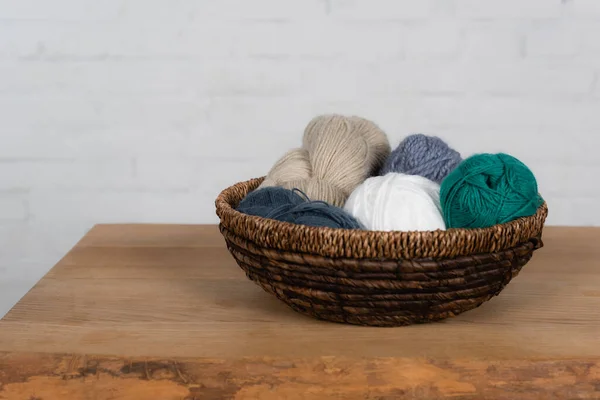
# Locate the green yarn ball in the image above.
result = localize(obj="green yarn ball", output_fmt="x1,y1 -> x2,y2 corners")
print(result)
440,153 -> 543,229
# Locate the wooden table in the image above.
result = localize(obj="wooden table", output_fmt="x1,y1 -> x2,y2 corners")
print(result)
0,225 -> 598,399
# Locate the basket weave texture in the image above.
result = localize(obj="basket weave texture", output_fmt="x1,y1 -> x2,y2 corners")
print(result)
215,177 -> 548,327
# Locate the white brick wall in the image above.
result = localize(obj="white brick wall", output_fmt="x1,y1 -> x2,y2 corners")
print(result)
0,194 -> 28,221
1,0 -> 599,316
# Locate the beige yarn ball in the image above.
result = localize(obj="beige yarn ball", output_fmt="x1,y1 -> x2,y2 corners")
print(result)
259,114 -> 391,207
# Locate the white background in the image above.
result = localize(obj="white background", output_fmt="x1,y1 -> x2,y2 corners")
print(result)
1,0 -> 599,317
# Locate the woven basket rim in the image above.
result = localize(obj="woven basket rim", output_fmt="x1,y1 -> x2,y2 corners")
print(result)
215,176 -> 548,260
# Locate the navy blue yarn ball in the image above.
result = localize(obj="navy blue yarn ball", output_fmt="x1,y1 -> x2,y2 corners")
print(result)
237,187 -> 362,230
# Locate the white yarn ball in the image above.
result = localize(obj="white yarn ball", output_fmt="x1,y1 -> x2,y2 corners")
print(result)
344,173 -> 446,232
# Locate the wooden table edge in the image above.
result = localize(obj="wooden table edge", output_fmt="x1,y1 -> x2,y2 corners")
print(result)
1,352 -> 599,399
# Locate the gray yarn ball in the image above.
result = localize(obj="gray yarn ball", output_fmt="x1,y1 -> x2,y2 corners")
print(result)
379,134 -> 462,184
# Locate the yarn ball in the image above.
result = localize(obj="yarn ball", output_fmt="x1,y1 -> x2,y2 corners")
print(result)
380,134 -> 462,184
237,187 -> 362,230
236,186 -> 305,218
440,153 -> 544,229
344,173 -> 446,232
258,114 -> 391,207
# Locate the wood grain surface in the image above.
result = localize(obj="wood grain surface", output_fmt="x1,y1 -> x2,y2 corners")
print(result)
1,353 -> 600,399
0,225 -> 599,399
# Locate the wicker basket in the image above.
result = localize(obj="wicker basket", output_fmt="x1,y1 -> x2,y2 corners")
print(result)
215,177 -> 548,327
